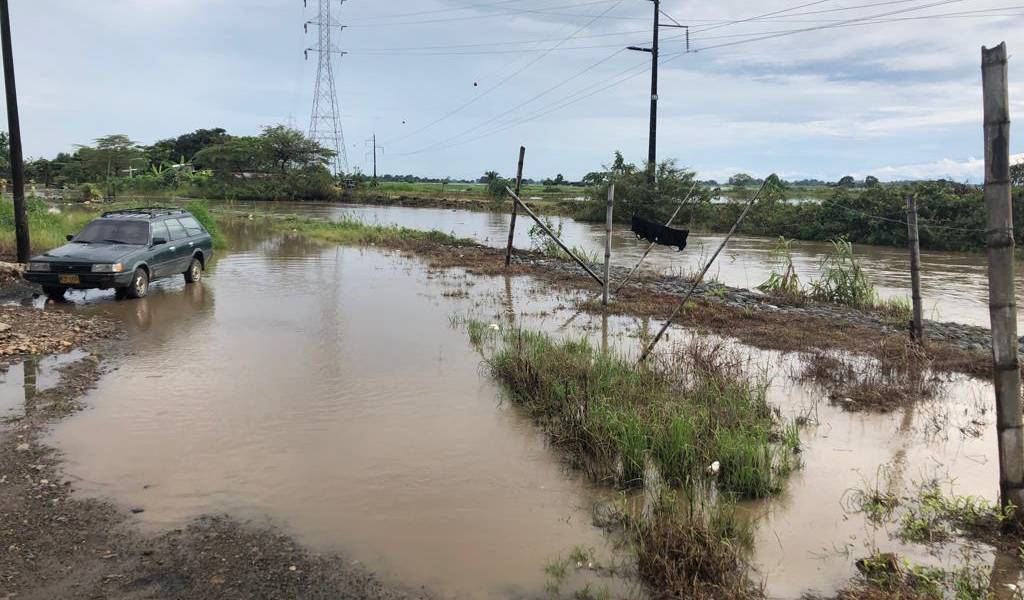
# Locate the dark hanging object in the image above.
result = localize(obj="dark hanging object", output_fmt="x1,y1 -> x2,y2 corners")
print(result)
631,215 -> 689,251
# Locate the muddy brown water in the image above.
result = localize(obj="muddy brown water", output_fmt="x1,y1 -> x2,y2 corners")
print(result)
12,219 -> 1012,598
212,201 -> 1009,329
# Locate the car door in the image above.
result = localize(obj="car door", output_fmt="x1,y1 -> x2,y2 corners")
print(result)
149,221 -> 176,278
178,216 -> 209,258
163,218 -> 192,274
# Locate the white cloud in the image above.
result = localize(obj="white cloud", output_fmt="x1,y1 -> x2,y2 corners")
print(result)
857,154 -> 1024,182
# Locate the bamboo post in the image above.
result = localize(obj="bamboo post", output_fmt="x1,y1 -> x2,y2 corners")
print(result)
906,195 -> 925,344
504,146 -> 526,267
982,42 -> 1024,516
505,186 -> 605,287
603,184 -> 614,306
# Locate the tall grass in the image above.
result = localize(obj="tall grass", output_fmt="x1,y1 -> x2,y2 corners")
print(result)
486,330 -> 800,498
0,198 -> 95,256
810,238 -> 877,310
244,213 -> 475,248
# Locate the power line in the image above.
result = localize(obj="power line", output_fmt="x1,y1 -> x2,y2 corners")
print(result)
385,0 -> 625,146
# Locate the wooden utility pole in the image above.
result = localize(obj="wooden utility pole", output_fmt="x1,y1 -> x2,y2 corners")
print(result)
603,184 -> 614,306
982,42 -> 1024,516
628,0 -> 660,185
504,146 -> 526,267
906,195 -> 925,344
0,0 -> 29,262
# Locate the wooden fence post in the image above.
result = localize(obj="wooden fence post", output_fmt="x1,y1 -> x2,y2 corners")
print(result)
505,146 -> 526,267
982,42 -> 1024,516
603,184 -> 614,306
906,195 -> 925,344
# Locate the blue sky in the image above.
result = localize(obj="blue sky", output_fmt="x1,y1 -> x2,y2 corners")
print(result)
3,0 -> 1023,182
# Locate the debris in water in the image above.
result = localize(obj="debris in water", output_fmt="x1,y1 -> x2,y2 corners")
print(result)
708,461 -> 720,476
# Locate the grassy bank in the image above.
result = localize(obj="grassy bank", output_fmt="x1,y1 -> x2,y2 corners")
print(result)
237,213 -> 475,248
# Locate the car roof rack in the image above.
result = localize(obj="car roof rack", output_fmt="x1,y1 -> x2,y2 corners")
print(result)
101,207 -> 188,219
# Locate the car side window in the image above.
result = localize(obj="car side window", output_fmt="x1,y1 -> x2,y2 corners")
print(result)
178,217 -> 205,237
151,221 -> 170,242
165,219 -> 188,242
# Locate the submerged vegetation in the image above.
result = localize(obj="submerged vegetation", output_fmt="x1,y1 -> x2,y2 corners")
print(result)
485,330 -> 799,496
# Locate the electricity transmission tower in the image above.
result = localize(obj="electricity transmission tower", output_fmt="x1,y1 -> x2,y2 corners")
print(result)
305,0 -> 349,175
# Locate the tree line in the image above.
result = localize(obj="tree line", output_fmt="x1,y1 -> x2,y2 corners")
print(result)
577,152 -> 1024,253
1,126 -> 339,201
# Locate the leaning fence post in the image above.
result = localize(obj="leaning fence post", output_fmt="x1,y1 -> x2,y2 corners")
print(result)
603,184 -> 614,306
982,42 -> 1024,517
906,195 -> 925,344
505,146 -> 526,267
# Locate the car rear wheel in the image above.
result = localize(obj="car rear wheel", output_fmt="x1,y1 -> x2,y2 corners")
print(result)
42,286 -> 66,300
127,268 -> 149,299
184,257 -> 203,284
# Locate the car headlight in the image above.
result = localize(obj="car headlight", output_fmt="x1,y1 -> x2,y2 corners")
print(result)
91,263 -> 124,273
27,262 -> 50,272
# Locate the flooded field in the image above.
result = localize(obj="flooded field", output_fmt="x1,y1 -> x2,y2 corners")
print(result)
9,219 -> 1008,598
209,201 -> 1013,330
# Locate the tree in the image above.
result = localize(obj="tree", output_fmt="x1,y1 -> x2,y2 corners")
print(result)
260,125 -> 334,174
864,175 -> 880,188
76,135 -> 144,180
836,175 -> 856,187
193,137 -> 266,177
581,171 -> 607,186
1012,159 -> 1024,188
761,173 -> 788,205
146,128 -> 231,166
0,131 -> 9,179
729,173 -> 756,188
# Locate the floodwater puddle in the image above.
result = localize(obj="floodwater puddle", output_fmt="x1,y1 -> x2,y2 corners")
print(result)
39,220 -> 1010,598
211,200 -> 1023,329
0,350 -> 88,419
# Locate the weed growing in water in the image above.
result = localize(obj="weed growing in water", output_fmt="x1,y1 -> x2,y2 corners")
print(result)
485,329 -> 800,498
758,236 -> 805,302
809,238 -> 877,310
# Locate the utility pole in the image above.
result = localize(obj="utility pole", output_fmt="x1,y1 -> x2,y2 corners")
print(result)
629,2 -> 688,187
504,146 -> 526,267
365,134 -> 383,182
0,0 -> 29,262
906,195 -> 924,344
981,42 -> 1024,519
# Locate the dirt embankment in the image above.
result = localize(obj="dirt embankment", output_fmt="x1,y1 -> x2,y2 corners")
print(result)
401,241 -> 990,378
0,279 -> 431,600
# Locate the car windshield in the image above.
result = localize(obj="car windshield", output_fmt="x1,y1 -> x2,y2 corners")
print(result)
74,220 -> 150,245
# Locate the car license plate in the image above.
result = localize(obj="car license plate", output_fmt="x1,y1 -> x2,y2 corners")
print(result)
58,274 -> 80,285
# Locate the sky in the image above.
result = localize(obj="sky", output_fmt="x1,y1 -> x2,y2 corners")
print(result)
2,0 -> 1023,182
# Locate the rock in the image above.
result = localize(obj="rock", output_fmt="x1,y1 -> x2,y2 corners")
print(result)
0,323 -> 10,333
15,443 -> 29,452
131,507 -> 145,514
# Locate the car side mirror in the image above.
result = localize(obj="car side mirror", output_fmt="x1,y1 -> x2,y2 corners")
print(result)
152,237 -> 167,246
66,234 -> 75,242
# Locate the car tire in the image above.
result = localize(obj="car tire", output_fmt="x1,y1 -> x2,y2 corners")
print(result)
184,257 -> 203,284
42,286 -> 66,300
127,268 -> 149,299
114,287 -> 130,300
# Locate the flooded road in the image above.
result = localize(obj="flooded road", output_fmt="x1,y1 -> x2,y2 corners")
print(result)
214,201 -> 1008,329
27,219 -> 1008,598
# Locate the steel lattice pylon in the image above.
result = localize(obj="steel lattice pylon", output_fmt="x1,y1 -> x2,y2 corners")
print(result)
306,0 -> 348,175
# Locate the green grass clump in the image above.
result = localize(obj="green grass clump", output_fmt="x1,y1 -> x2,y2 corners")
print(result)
0,198 -> 95,256
810,238 -> 877,310
184,201 -> 227,249
486,330 -> 799,498
251,214 -> 474,248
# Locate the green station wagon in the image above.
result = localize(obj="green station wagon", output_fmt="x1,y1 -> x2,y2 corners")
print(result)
24,207 -> 214,300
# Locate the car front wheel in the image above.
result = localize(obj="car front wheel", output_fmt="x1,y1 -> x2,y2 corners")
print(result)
184,257 -> 203,284
127,268 -> 149,299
